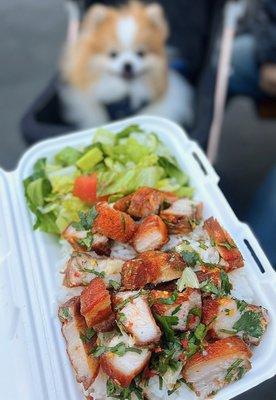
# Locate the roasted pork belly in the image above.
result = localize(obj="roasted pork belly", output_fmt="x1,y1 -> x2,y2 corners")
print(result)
132,215 -> 168,253
121,251 -> 185,290
183,336 -> 252,398
62,224 -> 110,255
80,277 -> 115,332
63,252 -> 123,288
160,198 -> 203,234
100,334 -> 151,387
196,265 -> 232,297
115,187 -> 177,219
204,217 -> 244,271
150,288 -> 202,331
58,297 -> 99,389
114,291 -> 161,345
202,297 -> 269,345
93,202 -> 137,243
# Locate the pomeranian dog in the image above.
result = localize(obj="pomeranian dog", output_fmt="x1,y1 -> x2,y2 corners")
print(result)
60,1 -> 194,128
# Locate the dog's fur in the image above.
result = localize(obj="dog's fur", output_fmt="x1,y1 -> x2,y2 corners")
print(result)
60,1 -> 194,128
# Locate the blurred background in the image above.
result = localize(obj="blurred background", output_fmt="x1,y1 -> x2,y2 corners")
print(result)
0,0 -> 275,398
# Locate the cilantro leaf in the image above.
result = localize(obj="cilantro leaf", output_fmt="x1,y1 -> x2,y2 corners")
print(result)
233,311 -> 264,338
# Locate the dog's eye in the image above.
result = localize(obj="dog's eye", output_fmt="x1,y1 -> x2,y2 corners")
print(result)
136,49 -> 146,58
109,50 -> 118,58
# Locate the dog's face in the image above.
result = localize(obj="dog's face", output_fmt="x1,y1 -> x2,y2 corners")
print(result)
65,1 -> 169,94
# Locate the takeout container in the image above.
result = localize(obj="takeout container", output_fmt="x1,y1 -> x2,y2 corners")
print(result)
0,116 -> 276,400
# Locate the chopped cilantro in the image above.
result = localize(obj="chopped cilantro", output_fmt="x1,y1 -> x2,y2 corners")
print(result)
220,270 -> 232,295
172,304 -> 182,316
181,250 -> 200,268
189,306 -> 202,318
78,231 -> 94,250
154,314 -> 178,341
59,307 -> 71,322
72,207 -> 97,231
233,310 -> 264,338
225,359 -> 243,382
218,241 -> 236,250
194,323 -> 207,341
92,342 -> 142,358
219,328 -> 237,335
82,267 -> 105,278
236,299 -> 248,312
80,327 -> 96,343
109,279 -> 121,290
158,291 -> 178,305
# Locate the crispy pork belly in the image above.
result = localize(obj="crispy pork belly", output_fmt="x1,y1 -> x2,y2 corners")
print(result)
100,334 -> 151,387
114,291 -> 161,345
121,251 -> 185,290
202,297 -> 269,345
91,233 -> 111,256
93,202 -> 137,243
113,193 -> 134,213
62,224 -> 111,255
80,277 -> 115,332
183,336 -> 252,398
58,297 -> 99,389
63,252 -> 123,288
62,224 -> 88,251
160,198 -> 203,234
150,288 -> 202,331
204,217 -> 244,271
196,265 -> 233,297
116,187 -> 177,219
132,215 -> 168,253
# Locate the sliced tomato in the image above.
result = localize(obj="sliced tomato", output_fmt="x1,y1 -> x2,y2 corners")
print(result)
73,174 -> 97,204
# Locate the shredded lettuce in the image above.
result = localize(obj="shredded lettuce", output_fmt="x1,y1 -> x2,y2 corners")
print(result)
23,125 -> 192,235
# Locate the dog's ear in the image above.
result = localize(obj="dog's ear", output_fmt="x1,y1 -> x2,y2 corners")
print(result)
81,4 -> 109,32
146,3 -> 169,40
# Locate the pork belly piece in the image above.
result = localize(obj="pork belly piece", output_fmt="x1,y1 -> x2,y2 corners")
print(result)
196,265 -> 232,297
113,193 -> 134,213
100,334 -> 151,387
93,202 -> 137,243
202,297 -> 269,345
150,288 -> 202,331
115,187 -> 177,219
80,277 -> 115,332
58,297 -> 99,389
121,251 -> 185,290
114,291 -> 161,345
183,336 -> 252,398
204,217 -> 244,271
132,215 -> 168,253
62,224 -> 111,255
63,252 -> 124,288
160,198 -> 203,234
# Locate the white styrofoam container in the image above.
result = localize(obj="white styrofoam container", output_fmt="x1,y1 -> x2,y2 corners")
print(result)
0,116 -> 276,400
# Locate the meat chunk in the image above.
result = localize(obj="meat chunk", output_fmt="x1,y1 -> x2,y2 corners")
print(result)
63,252 -> 123,289
113,193 -> 134,213
132,215 -> 168,253
183,336 -> 252,398
80,278 -> 115,332
160,198 -> 203,234
196,265 -> 232,297
115,187 -> 177,219
114,291 -> 161,345
93,202 -> 137,243
58,297 -> 99,389
100,334 -> 151,387
204,217 -> 244,271
150,288 -> 202,331
202,297 -> 269,345
121,251 -> 185,290
62,224 -> 111,255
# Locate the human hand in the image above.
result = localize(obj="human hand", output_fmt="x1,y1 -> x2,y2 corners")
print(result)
260,63 -> 276,96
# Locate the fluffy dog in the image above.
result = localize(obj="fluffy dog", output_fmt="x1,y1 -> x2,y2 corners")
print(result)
60,1 -> 194,128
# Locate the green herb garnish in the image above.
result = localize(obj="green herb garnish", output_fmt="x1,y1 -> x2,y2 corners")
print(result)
233,311 -> 264,338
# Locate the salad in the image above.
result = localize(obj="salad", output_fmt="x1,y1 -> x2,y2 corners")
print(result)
24,124 -> 192,236
24,125 -> 269,400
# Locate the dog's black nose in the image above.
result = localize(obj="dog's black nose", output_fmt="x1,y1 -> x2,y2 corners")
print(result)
122,63 -> 134,79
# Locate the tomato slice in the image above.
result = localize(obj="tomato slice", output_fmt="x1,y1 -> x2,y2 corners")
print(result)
73,174 -> 98,204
